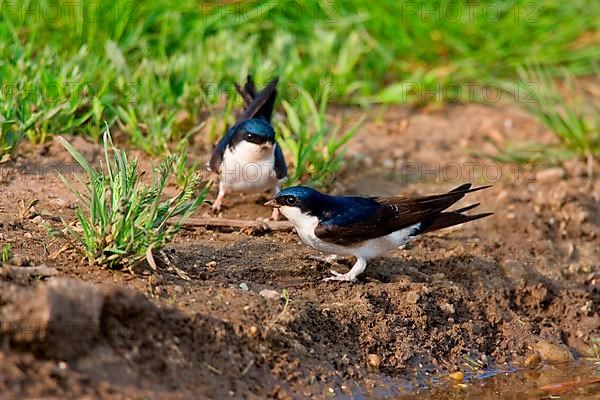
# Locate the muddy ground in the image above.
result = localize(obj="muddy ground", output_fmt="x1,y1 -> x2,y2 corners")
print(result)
0,104 -> 598,399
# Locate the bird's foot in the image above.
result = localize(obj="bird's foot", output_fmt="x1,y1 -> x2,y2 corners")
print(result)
307,254 -> 339,265
323,270 -> 357,282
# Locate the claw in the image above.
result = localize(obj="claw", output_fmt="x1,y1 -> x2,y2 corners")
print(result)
323,270 -> 357,282
322,257 -> 366,282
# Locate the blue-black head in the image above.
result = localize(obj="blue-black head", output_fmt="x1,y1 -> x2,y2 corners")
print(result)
267,186 -> 329,214
230,119 -> 275,147
267,186 -> 381,223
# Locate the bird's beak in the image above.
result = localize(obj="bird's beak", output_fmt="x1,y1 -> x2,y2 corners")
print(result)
264,199 -> 279,208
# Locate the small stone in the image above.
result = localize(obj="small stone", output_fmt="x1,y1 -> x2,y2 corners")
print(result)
506,212 -> 516,219
205,261 -> 217,268
440,303 -> 455,314
534,340 -> 574,363
405,291 -> 420,304
248,325 -> 259,338
431,273 -> 445,281
239,283 -> 249,291
524,352 -> 541,368
173,286 -> 184,294
496,190 -> 508,202
259,289 -> 280,300
24,232 -> 33,239
367,354 -> 381,369
31,216 -> 44,224
50,198 -> 67,207
449,371 -> 464,382
536,167 -> 565,183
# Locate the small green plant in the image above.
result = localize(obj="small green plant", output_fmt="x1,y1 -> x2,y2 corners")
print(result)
0,114 -> 25,160
1,243 -> 12,263
173,141 -> 201,190
276,88 -> 363,187
58,128 -> 209,271
518,65 -> 600,169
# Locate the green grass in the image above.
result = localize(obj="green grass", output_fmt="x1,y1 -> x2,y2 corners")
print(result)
0,0 -> 598,171
1,243 -> 12,264
59,128 -> 209,271
276,88 -> 363,187
1,2 -> 597,146
0,115 -> 24,160
512,65 -> 599,166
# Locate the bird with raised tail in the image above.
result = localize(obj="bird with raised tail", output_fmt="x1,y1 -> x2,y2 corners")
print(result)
265,184 -> 492,282
208,76 -> 287,220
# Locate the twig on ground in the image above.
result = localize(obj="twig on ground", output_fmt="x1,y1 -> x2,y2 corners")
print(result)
182,217 -> 294,233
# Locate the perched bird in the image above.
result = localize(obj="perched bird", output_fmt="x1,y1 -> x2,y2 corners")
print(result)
208,76 -> 287,220
265,184 -> 492,282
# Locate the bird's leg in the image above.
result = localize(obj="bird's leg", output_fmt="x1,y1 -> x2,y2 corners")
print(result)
270,185 -> 281,221
323,257 -> 367,283
211,183 -> 226,213
307,254 -> 339,264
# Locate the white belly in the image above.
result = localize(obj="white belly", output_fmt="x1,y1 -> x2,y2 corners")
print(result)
220,141 -> 278,193
280,206 -> 420,260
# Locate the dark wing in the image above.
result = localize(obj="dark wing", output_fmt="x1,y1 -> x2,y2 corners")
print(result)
315,184 -> 491,245
208,126 -> 235,173
239,77 -> 279,122
274,142 -> 288,179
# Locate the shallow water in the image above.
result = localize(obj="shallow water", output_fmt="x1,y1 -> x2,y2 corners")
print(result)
340,362 -> 600,399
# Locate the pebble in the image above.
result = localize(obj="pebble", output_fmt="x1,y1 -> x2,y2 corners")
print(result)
536,167 -> 565,183
449,371 -> 464,382
534,340 -> 574,363
524,352 -> 541,368
50,198 -> 67,207
239,283 -> 249,291
259,289 -> 280,300
24,232 -> 33,239
405,291 -> 420,304
367,354 -> 381,369
205,261 -> 217,268
247,325 -> 259,338
440,303 -> 455,314
431,273 -> 445,281
31,215 -> 44,224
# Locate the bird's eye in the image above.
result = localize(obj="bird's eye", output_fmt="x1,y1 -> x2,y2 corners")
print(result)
245,133 -> 256,141
285,196 -> 297,206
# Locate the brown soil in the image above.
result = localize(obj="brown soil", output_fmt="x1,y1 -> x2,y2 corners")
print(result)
0,104 -> 598,399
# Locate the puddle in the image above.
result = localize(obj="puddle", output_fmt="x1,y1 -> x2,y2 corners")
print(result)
333,362 -> 600,399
